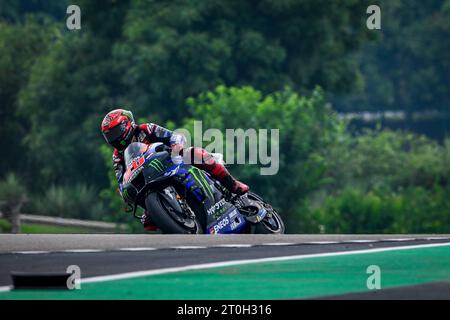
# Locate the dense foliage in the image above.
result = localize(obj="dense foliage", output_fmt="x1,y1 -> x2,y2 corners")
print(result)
183,87 -> 450,233
334,0 -> 450,117
0,1 -> 448,233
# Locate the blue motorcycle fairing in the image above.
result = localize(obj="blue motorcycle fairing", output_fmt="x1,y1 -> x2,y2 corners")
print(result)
207,207 -> 247,234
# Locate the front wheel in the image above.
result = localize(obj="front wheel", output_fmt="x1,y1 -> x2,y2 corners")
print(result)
247,192 -> 285,234
145,190 -> 202,234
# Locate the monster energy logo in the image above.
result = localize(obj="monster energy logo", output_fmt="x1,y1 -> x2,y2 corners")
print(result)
189,167 -> 214,199
148,159 -> 165,172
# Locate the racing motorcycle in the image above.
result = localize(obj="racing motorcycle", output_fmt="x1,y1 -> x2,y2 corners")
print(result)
122,142 -> 285,234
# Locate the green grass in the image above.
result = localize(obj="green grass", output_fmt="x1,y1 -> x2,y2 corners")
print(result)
0,218 -> 91,234
0,218 -> 11,232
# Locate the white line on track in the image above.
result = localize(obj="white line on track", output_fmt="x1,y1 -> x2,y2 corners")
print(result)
213,244 -> 253,248
261,243 -> 295,246
118,248 -> 157,252
171,246 -> 207,250
81,242 -> 450,285
2,237 -> 447,255
0,286 -> 12,293
303,241 -> 339,245
13,251 -> 50,255
62,249 -> 104,253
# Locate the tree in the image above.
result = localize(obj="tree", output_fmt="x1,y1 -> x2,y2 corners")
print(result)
0,18 -> 54,180
0,0 -> 67,23
334,0 -> 450,121
0,173 -> 27,233
17,31 -> 120,188
115,0 -> 374,122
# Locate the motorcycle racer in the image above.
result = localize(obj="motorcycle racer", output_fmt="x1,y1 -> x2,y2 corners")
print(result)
101,109 -> 249,231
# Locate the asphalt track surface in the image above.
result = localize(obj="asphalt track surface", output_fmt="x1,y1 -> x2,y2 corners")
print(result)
1,234 -> 450,299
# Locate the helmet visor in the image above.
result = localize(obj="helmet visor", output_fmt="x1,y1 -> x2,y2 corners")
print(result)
102,122 -> 126,144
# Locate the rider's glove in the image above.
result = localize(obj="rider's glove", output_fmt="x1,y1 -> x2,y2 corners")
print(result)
170,134 -> 186,153
170,133 -> 186,164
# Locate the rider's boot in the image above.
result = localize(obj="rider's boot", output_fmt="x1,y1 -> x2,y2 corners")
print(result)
217,171 -> 250,195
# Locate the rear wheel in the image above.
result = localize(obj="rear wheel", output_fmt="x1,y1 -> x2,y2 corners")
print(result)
145,190 -> 202,234
247,192 -> 285,234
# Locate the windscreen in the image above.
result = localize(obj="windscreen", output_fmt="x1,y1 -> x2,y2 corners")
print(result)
123,142 -> 149,168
